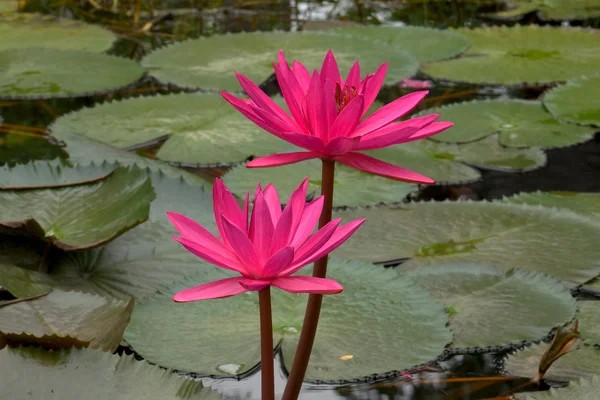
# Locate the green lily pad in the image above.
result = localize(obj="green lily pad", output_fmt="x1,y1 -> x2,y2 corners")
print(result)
0,166 -> 155,251
0,290 -> 133,351
0,0 -> 18,14
0,14 -> 116,52
506,343 -> 600,381
0,347 -> 221,400
125,259 -> 451,380
419,100 -> 596,148
503,191 -> 600,221
0,47 -> 145,99
142,31 -> 419,91
333,201 -> 600,285
543,75 -> 600,127
50,93 -> 291,165
421,26 -> 600,85
406,264 -> 575,348
525,375 -> 600,399
0,262 -> 52,298
578,301 -> 600,345
332,25 -> 470,63
0,161 -> 116,190
493,0 -> 600,20
223,159 -> 419,208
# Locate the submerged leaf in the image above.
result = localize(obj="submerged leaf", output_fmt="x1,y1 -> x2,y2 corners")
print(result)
543,75 -> 600,127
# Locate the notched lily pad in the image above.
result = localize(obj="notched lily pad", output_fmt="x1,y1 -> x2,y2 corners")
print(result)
405,264 -> 576,348
0,166 -> 155,251
578,301 -> 600,345
422,26 -> 600,85
0,289 -> 134,351
0,48 -> 145,99
0,347 -> 221,399
125,259 -> 452,380
543,75 -> 600,127
0,263 -> 53,298
492,0 -> 600,21
503,191 -> 600,221
142,31 -> 419,91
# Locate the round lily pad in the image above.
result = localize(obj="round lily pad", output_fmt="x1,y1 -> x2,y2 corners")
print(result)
421,26 -> 600,85
0,347 -> 220,400
506,343 -> 600,382
0,48 -> 145,99
223,159 -> 419,208
406,264 -> 575,348
419,100 -> 596,148
525,375 -> 600,399
142,31 -> 419,91
543,75 -> 600,127
0,14 -> 116,52
504,191 -> 600,221
492,0 -> 600,21
333,25 -> 470,63
125,259 -> 451,380
333,201 -> 600,286
578,301 -> 600,345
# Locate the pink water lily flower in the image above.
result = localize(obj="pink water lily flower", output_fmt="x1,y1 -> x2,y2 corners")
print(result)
168,178 -> 365,301
221,50 -> 453,184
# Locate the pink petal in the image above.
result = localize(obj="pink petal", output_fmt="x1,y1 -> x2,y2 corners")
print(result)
399,78 -> 433,89
291,60 -> 311,92
239,279 -> 271,291
322,79 -> 338,139
262,246 -> 294,278
167,212 -> 222,248
221,215 -> 261,278
174,277 -> 249,302
345,61 -> 361,89
305,71 -> 326,139
335,152 -> 435,184
248,193 -> 274,264
250,104 -> 300,135
329,95 -> 365,139
320,50 -> 342,87
246,152 -> 319,168
262,184 -> 282,223
360,63 -> 388,117
286,178 -> 310,243
273,63 -> 309,133
217,178 -> 247,232
288,218 -> 341,270
325,136 -> 360,156
221,92 -> 287,139
243,192 -> 250,232
269,202 -> 294,253
271,276 -> 343,294
173,236 -> 247,275
290,196 -> 324,249
212,179 -> 228,247
352,91 -> 429,137
280,132 -> 326,152
353,114 -> 439,151
406,121 -> 454,142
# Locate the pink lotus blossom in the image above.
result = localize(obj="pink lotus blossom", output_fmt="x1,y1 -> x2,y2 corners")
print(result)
168,178 -> 365,302
221,50 -> 453,184
399,78 -> 433,89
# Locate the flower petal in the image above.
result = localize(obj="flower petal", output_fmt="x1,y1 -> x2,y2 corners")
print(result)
221,92 -> 286,139
248,192 -> 274,264
305,70 -> 326,139
262,184 -> 282,223
246,152 -> 319,168
173,236 -> 246,275
292,60 -> 311,92
352,91 -> 429,137
320,50 -> 342,87
345,61 -> 361,89
238,279 -> 271,291
288,218 -> 341,270
271,276 -> 343,294
250,104 -> 299,135
329,95 -> 365,139
221,215 -> 261,278
361,62 -> 387,116
270,203 -> 294,253
273,62 -> 309,133
217,178 -> 247,232
325,136 -> 360,156
286,178 -> 309,242
335,152 -> 435,184
290,195 -> 324,249
406,121 -> 454,142
322,79 -> 338,139
173,277 -> 249,302
167,212 -> 222,248
280,131 -> 326,152
262,246 -> 295,278
353,114 -> 439,151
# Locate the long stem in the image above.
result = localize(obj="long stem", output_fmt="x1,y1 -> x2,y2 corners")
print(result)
259,287 -> 275,400
282,158 -> 335,400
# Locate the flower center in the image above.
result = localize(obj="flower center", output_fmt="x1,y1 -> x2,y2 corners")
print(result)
335,83 -> 358,114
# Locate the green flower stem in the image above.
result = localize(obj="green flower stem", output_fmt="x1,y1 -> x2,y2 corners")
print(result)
283,158 -> 335,400
259,286 -> 275,400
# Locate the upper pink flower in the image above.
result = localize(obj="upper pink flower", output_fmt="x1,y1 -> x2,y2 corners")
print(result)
221,50 -> 453,184
168,178 -> 365,302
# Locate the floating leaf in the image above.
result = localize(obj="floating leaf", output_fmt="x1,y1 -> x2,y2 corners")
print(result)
223,159 -> 419,208
0,166 -> 155,251
0,48 -> 145,99
332,25 -> 470,62
506,343 -> 600,382
142,31 -> 419,91
493,0 -> 600,20
421,26 -> 600,85
405,264 -> 575,347
419,100 -> 596,148
0,14 -> 116,52
543,75 -> 600,127
504,191 -> 600,220
0,347 -> 221,400
0,263 -> 52,298
333,201 -> 600,285
125,259 -> 451,380
0,290 -> 133,351
578,301 -> 600,345
525,375 -> 600,399
0,161 -> 116,190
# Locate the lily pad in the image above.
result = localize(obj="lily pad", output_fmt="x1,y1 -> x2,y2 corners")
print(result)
0,161 -> 116,190
333,201 -> 600,285
506,343 -> 600,381
142,31 -> 419,91
0,347 -> 221,399
493,0 -> 600,21
332,25 -> 470,63
419,100 -> 596,148
578,301 -> 600,345
0,14 -> 116,52
0,166 -> 155,251
125,259 -> 451,380
406,264 -> 575,348
525,375 -> 600,399
543,75 -> 600,127
223,159 -> 419,208
421,26 -> 600,85
0,0 -> 18,14
0,289 -> 133,351
0,262 -> 52,298
0,48 -> 145,99
504,191 -> 600,221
